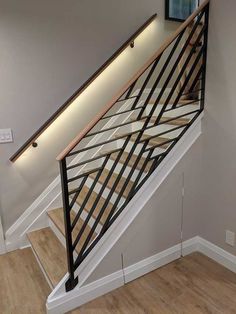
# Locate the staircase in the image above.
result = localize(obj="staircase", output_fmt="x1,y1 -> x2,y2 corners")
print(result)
27,99 -> 202,285
9,1 -> 210,313
27,98 -> 197,286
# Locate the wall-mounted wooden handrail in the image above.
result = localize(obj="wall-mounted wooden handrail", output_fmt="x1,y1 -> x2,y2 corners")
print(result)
9,13 -> 157,162
56,0 -> 209,161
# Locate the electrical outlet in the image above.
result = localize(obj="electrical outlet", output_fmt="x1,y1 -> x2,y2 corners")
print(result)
0,129 -> 13,143
226,230 -> 235,247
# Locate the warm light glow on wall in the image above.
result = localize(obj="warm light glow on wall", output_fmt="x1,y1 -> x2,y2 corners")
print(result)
14,17 -> 158,165
135,21 -> 157,46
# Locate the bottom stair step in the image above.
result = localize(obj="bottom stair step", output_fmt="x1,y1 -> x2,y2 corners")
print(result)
27,227 -> 67,288
47,208 -> 97,254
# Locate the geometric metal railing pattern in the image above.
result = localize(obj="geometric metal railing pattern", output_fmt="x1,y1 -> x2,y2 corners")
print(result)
58,1 -> 209,291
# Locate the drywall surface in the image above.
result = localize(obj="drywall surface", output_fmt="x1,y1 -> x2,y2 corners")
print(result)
200,0 -> 236,256
86,137 -> 203,283
0,0 -> 178,230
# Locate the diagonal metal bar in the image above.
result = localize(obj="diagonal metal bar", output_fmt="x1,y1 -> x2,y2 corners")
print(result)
171,45 -> 205,109
150,20 -> 206,126
67,167 -> 102,183
165,98 -> 202,112
101,105 -> 144,120
86,115 -> 147,138
107,153 -> 163,229
137,32 -> 185,119
131,56 -> 162,110
125,80 -> 138,99
103,148 -> 155,232
71,155 -> 111,231
99,140 -> 151,236
93,29 -> 195,230
72,135 -> 133,251
67,148 -> 121,170
69,176 -> 88,210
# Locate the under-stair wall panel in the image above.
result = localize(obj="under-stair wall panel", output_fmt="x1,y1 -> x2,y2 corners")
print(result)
199,0 -> 236,256
84,136 -> 203,284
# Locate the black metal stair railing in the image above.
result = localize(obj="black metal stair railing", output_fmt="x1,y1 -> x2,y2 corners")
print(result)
58,1 -> 209,292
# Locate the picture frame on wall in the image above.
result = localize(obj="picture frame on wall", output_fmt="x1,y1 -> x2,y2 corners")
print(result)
165,0 -> 200,22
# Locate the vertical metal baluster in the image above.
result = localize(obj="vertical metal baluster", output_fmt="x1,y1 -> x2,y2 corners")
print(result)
59,158 -> 78,291
200,6 -> 210,110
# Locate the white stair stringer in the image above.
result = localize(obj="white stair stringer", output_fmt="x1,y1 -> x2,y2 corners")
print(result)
4,93 -> 140,251
4,88 -> 172,251
46,112 -> 203,314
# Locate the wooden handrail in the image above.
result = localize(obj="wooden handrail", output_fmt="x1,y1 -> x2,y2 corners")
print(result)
9,14 -> 157,162
57,0 -> 209,161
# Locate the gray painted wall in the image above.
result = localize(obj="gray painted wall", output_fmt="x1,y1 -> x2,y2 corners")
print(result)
0,0 -> 178,231
200,0 -> 236,255
86,137 -> 203,283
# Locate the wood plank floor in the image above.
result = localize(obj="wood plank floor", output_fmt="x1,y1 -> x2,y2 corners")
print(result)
70,252 -> 236,314
0,248 -> 50,313
1,250 -> 236,313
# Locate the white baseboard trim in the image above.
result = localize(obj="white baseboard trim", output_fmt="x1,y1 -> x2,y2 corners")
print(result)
124,236 -> 204,284
46,242 -> 182,314
46,270 -> 124,314
182,236 -> 200,255
0,216 -> 6,255
46,236 -> 236,314
197,237 -> 236,273
124,243 -> 181,283
46,239 -> 195,314
182,236 -> 236,273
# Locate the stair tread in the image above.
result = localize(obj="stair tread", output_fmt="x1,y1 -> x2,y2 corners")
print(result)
149,99 -> 195,105
153,116 -> 190,126
130,116 -> 190,126
47,208 -> 96,254
138,134 -> 171,147
75,185 -> 113,225
102,150 -> 153,172
89,168 -> 134,198
27,227 -> 67,288
115,132 -> 170,148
